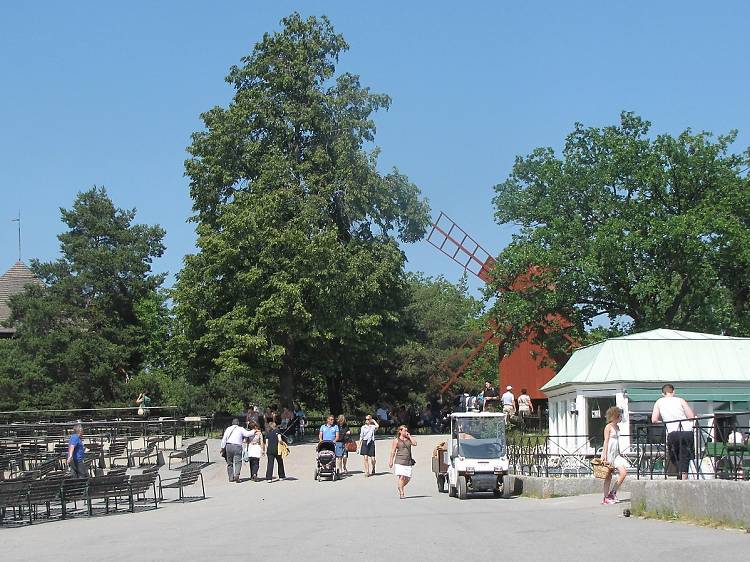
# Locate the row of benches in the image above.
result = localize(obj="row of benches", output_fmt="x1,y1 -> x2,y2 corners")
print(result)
0,463 -> 206,525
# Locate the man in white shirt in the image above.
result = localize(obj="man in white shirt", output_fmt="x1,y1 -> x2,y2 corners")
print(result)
221,418 -> 255,483
501,386 -> 516,415
651,384 -> 695,480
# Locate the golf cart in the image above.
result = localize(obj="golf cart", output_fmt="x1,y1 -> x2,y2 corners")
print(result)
432,412 -> 508,499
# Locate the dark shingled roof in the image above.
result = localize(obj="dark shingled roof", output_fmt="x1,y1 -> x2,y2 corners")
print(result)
0,261 -> 42,334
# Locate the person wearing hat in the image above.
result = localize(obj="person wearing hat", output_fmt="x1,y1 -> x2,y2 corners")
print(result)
501,385 -> 516,416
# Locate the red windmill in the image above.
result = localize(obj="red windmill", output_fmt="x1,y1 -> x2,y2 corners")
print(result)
426,212 -> 572,401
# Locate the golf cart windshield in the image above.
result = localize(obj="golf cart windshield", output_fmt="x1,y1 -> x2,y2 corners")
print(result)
454,417 -> 506,459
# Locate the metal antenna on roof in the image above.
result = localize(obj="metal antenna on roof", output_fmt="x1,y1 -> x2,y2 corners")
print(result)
11,211 -> 21,262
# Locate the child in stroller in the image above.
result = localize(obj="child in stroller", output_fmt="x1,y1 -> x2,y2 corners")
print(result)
315,441 -> 338,481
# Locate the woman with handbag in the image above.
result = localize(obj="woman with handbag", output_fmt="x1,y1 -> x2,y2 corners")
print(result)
264,422 -> 288,482
389,425 -> 417,499
336,415 -> 352,475
601,406 -> 628,504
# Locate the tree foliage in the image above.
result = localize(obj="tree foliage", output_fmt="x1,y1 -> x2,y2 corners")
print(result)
491,112 -> 750,360
0,188 -> 166,409
172,14 -> 430,412
395,273 -> 488,400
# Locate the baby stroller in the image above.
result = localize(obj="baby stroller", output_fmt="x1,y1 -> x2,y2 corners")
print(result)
314,441 -> 337,481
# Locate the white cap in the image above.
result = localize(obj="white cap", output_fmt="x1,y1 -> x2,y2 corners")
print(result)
506,385 -> 513,390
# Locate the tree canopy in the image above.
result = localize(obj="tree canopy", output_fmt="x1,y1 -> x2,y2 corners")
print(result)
0,187 -> 165,409
172,13 -> 430,413
491,112 -> 750,359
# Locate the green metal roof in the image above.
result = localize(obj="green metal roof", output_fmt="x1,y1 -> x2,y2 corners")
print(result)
626,386 -> 750,402
542,329 -> 750,392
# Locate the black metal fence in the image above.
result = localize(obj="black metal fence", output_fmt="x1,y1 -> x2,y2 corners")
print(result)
507,412 -> 750,481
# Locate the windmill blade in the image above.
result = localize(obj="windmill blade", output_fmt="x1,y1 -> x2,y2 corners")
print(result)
437,328 -> 505,395
427,212 -> 496,284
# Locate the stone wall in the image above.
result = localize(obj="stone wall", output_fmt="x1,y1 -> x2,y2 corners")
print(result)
503,474 -> 750,528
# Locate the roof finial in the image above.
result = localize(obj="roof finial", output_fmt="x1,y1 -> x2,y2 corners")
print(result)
11,211 -> 20,262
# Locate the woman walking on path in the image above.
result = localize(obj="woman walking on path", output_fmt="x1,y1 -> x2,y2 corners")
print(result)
243,421 -> 265,481
601,406 -> 628,504
389,425 -> 417,499
336,415 -> 352,475
359,414 -> 379,476
264,422 -> 288,481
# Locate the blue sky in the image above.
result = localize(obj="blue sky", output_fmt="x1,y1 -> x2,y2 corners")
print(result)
1,1 -> 748,296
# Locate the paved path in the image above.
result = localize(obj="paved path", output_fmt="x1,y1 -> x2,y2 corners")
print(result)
2,435 -> 747,561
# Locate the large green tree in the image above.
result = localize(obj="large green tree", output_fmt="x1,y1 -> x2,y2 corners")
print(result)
173,14 -> 429,413
491,112 -> 750,360
0,188 -> 165,408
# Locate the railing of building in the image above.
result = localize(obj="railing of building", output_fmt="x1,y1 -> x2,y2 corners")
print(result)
508,412 -> 750,481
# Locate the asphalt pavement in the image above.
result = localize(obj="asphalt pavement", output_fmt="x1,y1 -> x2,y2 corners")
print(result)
2,434 -> 747,561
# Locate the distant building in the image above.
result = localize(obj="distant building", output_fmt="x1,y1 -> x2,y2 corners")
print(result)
0,261 -> 41,338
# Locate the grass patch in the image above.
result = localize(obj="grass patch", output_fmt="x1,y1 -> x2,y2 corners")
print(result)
631,500 -> 749,531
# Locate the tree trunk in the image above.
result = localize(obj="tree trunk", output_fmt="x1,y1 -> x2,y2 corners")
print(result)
326,374 -> 343,416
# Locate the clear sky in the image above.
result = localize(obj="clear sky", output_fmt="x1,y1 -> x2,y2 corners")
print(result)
1,1 -> 748,296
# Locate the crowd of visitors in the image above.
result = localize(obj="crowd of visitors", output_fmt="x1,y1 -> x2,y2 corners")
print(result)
220,407 -> 417,497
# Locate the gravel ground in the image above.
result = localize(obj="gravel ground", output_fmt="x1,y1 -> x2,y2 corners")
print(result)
2,434 -> 747,561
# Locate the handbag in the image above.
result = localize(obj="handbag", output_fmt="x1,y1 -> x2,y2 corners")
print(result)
345,440 -> 357,453
591,458 -> 613,479
278,438 -> 290,459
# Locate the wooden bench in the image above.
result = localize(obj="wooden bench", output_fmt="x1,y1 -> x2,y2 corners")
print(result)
85,474 -> 132,515
60,478 -> 88,519
168,439 -> 208,469
26,476 -> 65,524
128,471 -> 159,511
128,441 -> 157,468
0,481 -> 29,525
159,463 -> 205,502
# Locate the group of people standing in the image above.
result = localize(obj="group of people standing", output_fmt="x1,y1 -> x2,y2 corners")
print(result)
220,418 -> 289,483
221,410 -> 418,498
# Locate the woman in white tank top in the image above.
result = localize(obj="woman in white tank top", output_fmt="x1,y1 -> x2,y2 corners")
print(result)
600,406 -> 628,504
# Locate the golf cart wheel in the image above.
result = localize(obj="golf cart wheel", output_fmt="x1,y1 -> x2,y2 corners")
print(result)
449,482 -> 457,497
457,476 -> 468,500
314,469 -> 318,480
436,474 -> 446,493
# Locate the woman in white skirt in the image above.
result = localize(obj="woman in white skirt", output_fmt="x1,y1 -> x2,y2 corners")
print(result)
601,406 -> 628,504
389,425 -> 417,499
243,421 -> 265,481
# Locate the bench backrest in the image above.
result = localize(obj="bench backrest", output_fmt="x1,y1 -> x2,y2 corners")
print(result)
61,478 -> 88,502
185,440 -> 207,456
129,472 -> 158,495
0,481 -> 29,508
178,463 -> 203,485
27,477 -> 64,504
87,475 -> 130,499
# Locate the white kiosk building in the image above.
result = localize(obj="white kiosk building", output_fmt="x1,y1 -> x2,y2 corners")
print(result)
541,329 -> 750,454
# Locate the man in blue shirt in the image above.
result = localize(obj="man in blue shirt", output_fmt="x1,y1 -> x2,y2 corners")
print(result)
318,415 -> 339,442
67,423 -> 87,478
